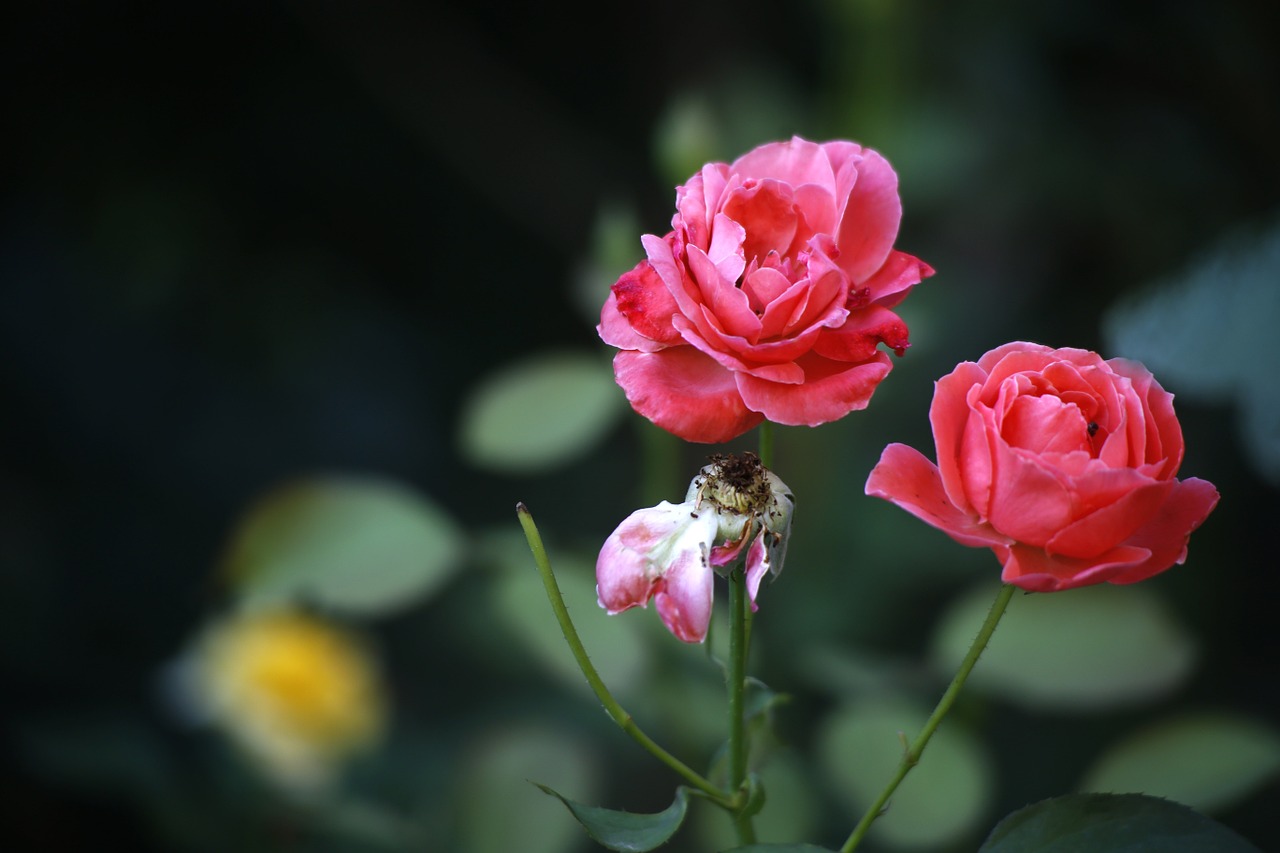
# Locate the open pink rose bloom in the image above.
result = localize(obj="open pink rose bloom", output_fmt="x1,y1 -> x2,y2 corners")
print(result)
599,136 -> 934,443
865,342 -> 1219,592
597,454 -> 793,642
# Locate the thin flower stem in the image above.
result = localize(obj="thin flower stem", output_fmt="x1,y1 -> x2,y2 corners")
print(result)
758,421 -> 775,470
516,503 -> 732,808
727,569 -> 757,844
841,583 -> 1017,853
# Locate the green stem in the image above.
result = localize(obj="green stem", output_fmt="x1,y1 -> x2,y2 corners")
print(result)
516,503 -> 732,808
757,421 -> 775,470
727,569 -> 757,844
842,583 -> 1017,852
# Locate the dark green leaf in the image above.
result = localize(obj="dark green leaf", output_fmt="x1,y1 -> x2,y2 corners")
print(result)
979,793 -> 1262,852
535,784 -> 689,852
721,840 -> 839,845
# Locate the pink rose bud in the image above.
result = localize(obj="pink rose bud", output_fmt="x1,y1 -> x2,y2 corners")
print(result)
599,136 -> 934,443
865,342 -> 1220,592
597,454 -> 794,642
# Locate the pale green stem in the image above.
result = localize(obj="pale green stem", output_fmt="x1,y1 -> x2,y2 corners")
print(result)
842,583 -> 1017,852
727,569 -> 757,844
516,503 -> 732,807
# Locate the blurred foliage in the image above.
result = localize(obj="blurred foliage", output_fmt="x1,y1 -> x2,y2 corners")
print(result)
4,0 -> 1279,851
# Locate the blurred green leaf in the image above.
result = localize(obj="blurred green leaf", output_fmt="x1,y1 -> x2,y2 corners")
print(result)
721,840 -> 839,845
817,696 -> 993,849
1104,216 -> 1280,485
1079,713 -> 1280,814
930,583 -> 1196,711
482,528 -> 649,698
458,725 -> 597,853
535,783 -> 689,852
224,476 -> 465,616
979,793 -> 1261,852
458,350 -> 625,474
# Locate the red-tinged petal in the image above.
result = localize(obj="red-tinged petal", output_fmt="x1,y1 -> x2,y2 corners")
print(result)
721,178 -> 800,263
731,136 -> 835,194
707,212 -> 747,282
743,266 -> 792,313
790,182 -> 836,246
736,351 -> 892,427
975,342 -> 1055,378
930,361 -> 990,514
836,148 -> 902,283
987,442 -> 1076,548
685,243 -> 759,339
670,314 -> 807,382
1108,477 -> 1220,584
1002,393 -> 1091,455
865,443 -> 1011,549
599,291 -> 667,352
1047,478 -> 1172,558
864,250 -> 935,309
613,348 -> 762,443
785,243 -> 849,333
999,543 -> 1152,592
608,261 -> 682,347
653,548 -> 715,643
812,305 -> 910,362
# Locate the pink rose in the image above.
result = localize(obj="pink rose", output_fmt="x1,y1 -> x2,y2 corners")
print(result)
865,342 -> 1220,592
599,136 -> 933,443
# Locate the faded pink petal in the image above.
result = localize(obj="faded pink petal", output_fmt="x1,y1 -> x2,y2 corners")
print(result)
653,544 -> 715,643
596,502 -> 690,614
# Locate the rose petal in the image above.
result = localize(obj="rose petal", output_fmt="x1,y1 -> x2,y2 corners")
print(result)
653,545 -> 715,643
721,178 -> 799,263
836,148 -> 903,283
1047,477 -> 1173,558
606,261 -> 682,347
731,136 -> 834,193
736,350 -> 892,426
998,543 -> 1152,592
613,348 -> 763,443
864,250 -> 935,310
1108,477 -> 1221,584
812,305 -> 910,362
865,443 -> 1011,549
929,362 -> 990,513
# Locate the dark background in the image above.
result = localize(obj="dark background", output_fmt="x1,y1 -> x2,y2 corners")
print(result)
5,1 -> 1278,850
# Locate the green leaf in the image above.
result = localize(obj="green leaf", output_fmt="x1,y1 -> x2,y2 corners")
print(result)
1080,713 -> 1280,814
535,784 -> 689,852
458,350 -> 625,474
721,840 -> 839,845
481,529 -> 649,698
459,725 -> 598,853
930,583 -> 1195,711
223,475 -> 465,616
979,793 -> 1262,852
817,696 -> 993,849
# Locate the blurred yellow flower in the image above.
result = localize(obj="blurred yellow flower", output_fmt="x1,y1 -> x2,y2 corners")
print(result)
197,608 -> 386,789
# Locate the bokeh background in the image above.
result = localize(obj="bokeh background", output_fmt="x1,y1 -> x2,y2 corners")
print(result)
5,1 -> 1279,850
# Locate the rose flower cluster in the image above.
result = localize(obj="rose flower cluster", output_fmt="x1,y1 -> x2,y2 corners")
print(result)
596,137 -> 1217,641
